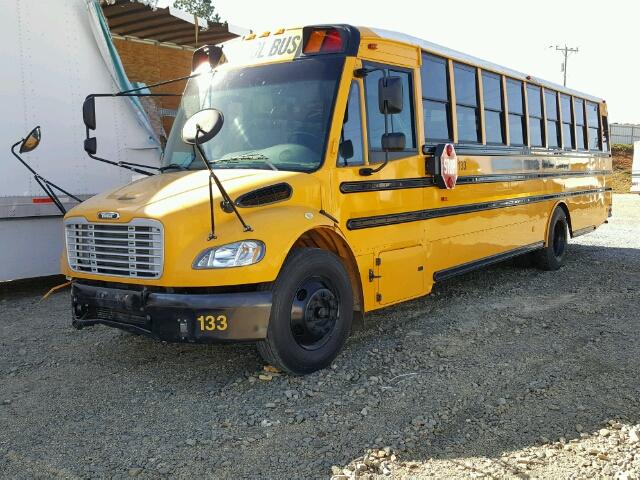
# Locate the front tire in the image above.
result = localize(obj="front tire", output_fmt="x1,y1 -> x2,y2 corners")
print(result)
257,248 -> 353,375
534,207 -> 569,271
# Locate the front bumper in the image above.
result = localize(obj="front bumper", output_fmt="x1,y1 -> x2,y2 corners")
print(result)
71,282 -> 271,343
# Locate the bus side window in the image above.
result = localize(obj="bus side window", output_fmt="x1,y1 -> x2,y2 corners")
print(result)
526,85 -> 544,147
560,94 -> 575,150
574,98 -> 587,150
338,82 -> 364,167
364,65 -> 416,163
602,115 -> 610,152
454,62 -> 480,144
586,101 -> 601,151
506,79 -> 526,146
422,53 -> 452,143
482,71 -> 505,145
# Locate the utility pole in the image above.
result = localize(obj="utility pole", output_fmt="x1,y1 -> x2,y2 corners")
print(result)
555,45 -> 579,87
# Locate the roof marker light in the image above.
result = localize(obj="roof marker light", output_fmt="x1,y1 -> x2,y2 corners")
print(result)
302,27 -> 345,55
304,30 -> 325,54
322,29 -> 343,52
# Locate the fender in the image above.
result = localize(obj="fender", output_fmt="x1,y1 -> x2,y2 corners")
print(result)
543,201 -> 572,245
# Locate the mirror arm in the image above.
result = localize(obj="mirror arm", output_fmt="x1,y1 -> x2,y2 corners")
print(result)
84,125 -> 156,176
35,175 -> 82,203
11,136 -> 81,215
208,165 -> 253,233
33,176 -> 67,215
33,174 -> 82,215
85,150 -> 156,177
354,66 -> 384,78
359,157 -> 389,176
115,72 -> 203,96
83,72 -> 212,176
207,170 -> 217,240
84,91 -> 182,175
193,129 -> 218,240
360,69 -> 391,176
194,127 -> 252,236
11,142 -> 38,176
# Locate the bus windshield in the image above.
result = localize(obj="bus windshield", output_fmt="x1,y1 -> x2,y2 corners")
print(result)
163,57 -> 344,173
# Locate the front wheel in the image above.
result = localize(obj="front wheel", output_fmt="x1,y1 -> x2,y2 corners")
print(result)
534,207 -> 569,271
256,248 -> 353,375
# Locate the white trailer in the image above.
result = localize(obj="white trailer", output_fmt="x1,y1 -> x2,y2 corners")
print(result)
1,0 -> 162,281
632,141 -> 640,194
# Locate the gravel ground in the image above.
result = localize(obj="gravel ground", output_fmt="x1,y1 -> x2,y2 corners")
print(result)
1,194 -> 639,480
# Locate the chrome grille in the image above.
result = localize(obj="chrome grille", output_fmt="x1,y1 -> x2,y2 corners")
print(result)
65,218 -> 163,279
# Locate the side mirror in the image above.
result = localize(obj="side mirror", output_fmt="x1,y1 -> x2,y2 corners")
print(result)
83,97 -> 96,130
378,76 -> 403,115
182,108 -> 224,145
84,137 -> 97,155
381,132 -> 405,151
339,139 -> 354,160
19,126 -> 41,153
192,45 -> 224,72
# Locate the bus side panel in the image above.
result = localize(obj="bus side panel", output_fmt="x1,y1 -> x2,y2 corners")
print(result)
506,171 -> 609,236
564,189 -> 609,232
423,181 -> 516,242
423,212 -> 541,284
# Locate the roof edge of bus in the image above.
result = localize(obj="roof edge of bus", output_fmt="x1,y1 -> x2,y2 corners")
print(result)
362,27 -> 605,105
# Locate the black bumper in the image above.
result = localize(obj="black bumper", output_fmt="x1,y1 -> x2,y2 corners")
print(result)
71,282 -> 271,343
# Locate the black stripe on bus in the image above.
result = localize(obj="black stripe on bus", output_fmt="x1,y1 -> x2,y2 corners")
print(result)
421,144 -> 612,158
433,242 -> 545,282
340,177 -> 435,193
457,170 -> 612,184
346,187 -> 610,230
340,170 -> 612,194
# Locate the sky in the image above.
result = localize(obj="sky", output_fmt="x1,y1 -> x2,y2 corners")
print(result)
213,0 -> 639,124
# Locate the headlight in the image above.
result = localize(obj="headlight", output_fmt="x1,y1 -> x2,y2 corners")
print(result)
193,240 -> 265,269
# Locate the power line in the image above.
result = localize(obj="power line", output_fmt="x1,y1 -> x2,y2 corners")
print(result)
553,45 -> 579,87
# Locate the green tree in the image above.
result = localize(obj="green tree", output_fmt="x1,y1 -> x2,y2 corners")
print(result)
172,0 -> 221,23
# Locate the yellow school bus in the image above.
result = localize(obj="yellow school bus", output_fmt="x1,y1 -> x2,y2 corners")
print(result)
63,25 -> 612,374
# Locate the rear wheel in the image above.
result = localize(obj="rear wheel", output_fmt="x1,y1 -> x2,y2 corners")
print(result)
534,207 -> 569,271
257,248 -> 353,375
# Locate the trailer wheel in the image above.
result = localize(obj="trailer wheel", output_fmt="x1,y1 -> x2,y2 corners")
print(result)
534,207 -> 569,271
256,248 -> 353,375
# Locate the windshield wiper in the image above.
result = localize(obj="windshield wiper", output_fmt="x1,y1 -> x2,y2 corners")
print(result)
158,163 -> 189,172
214,153 -> 278,170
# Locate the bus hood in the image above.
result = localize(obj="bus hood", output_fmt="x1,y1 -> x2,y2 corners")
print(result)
67,169 -> 323,222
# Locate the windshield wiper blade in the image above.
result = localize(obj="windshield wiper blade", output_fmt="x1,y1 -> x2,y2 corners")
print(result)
158,163 -> 189,172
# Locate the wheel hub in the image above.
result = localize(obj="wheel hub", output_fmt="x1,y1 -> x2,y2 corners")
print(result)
290,279 -> 339,350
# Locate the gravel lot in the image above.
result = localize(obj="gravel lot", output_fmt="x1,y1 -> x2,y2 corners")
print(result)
1,194 -> 639,479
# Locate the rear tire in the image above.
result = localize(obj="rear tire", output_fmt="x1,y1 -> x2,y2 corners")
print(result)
256,248 -> 353,375
534,207 -> 569,271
